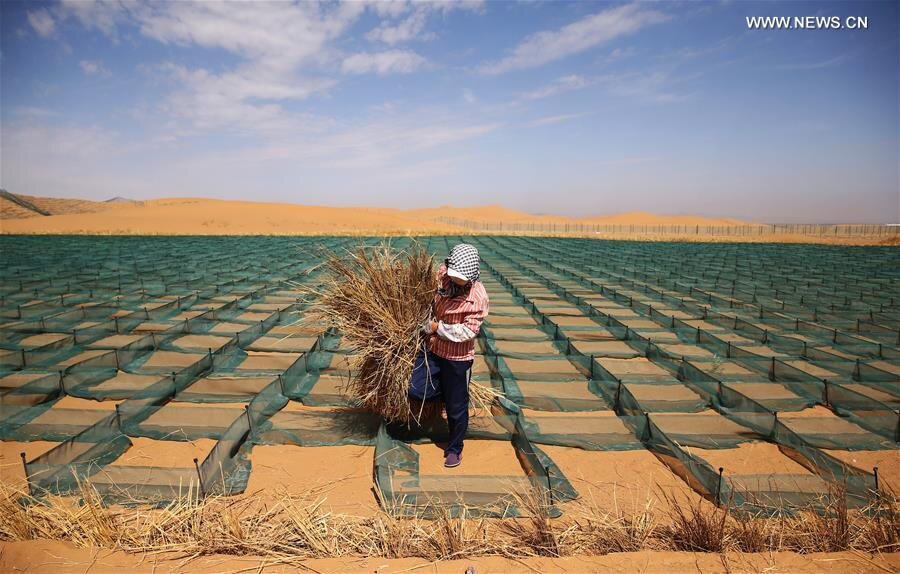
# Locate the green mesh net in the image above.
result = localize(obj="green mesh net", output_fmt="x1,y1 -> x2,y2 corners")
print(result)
2,235 -> 897,515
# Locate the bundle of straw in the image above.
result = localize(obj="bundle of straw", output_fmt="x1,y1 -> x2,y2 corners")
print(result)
307,243 -> 500,423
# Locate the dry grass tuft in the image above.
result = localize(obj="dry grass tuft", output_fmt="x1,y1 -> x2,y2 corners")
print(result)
1,478 -> 896,560
306,242 -> 500,424
660,490 -> 732,552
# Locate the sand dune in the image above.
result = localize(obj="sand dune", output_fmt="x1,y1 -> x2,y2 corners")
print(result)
406,204 -> 571,224
0,197 -> 40,220
0,193 -> 748,235
0,197 -> 463,234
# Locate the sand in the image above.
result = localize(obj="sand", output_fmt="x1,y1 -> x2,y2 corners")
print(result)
725,382 -> 802,400
632,330 -> 681,343
822,449 -> 899,491
87,371 -> 165,394
53,349 -> 109,368
1,540 -> 896,574
521,408 -> 618,418
657,343 -> 715,357
138,403 -> 246,438
0,372 -> 52,389
839,383 -> 898,405
492,340 -> 561,355
86,334 -> 147,348
617,319 -> 664,330
246,335 -> 317,352
501,357 -> 583,377
869,360 -> 900,376
236,352 -> 302,371
177,375 -> 275,399
52,396 -> 118,410
625,383 -> 704,403
779,405 -> 837,419
541,445 -> 706,515
18,333 -> 71,347
168,334 -> 232,352
571,340 -> 641,356
783,361 -> 839,379
412,440 -> 526,477
140,350 -> 205,369
563,328 -> 616,340
598,358 -> 672,378
108,437 -> 217,467
515,380 -> 603,405
485,314 -> 538,326
683,443 -> 812,476
0,440 -> 60,486
246,444 -> 379,514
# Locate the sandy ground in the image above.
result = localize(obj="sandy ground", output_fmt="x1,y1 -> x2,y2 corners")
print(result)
2,540 -> 896,573
822,449 -> 900,492
108,437 -> 218,468
245,444 -> 378,515
0,440 -> 60,487
52,396 -> 119,410
412,440 -> 526,477
4,194 -> 890,244
683,443 -> 812,476
541,445 -> 706,516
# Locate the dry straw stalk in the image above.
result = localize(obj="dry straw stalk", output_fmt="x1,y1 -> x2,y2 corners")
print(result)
1,479 -> 896,560
305,242 -> 500,424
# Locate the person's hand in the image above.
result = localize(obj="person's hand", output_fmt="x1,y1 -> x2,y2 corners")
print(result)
421,319 -> 438,334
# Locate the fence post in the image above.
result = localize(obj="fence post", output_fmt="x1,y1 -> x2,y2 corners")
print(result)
716,467 -> 724,507
193,458 -> 206,498
20,453 -> 32,496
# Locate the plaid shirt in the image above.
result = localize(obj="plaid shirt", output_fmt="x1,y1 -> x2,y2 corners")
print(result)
428,264 -> 489,361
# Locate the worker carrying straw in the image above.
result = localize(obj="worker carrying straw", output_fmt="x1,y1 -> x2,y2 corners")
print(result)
410,244 -> 490,468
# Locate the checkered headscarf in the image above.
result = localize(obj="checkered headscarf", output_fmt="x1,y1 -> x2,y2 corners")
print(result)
439,243 -> 480,298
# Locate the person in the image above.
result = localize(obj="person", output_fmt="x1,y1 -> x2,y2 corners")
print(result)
408,243 -> 489,468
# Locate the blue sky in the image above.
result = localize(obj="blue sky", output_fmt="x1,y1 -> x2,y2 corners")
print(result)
1,1 -> 897,222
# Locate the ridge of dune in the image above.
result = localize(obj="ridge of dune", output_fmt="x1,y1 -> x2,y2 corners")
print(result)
16,193 -> 116,216
1,193 -> 750,234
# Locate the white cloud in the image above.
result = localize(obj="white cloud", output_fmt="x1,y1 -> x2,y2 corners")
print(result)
367,9 -> 433,45
367,0 -> 411,18
134,1 -> 361,71
521,74 -> 591,100
120,3 -> 363,135
365,1 -> 483,45
518,69 -> 693,106
342,50 -> 427,75
479,3 -> 669,74
79,59 -> 111,77
600,70 -> 694,103
60,0 -> 130,37
27,9 -> 56,37
462,89 -> 476,104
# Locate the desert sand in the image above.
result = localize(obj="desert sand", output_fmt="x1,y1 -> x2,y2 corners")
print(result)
4,192 -> 892,243
541,445 -> 707,515
0,193 -> 834,233
0,440 -> 60,487
2,540 -> 896,574
245,444 -> 379,514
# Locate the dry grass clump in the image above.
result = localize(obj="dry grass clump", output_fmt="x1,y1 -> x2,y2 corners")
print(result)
658,485 -> 900,555
2,479 -> 897,560
307,242 -> 500,424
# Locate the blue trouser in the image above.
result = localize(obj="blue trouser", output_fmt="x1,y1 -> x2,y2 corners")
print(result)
408,351 -> 472,456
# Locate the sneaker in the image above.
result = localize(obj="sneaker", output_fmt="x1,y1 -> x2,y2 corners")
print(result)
444,452 -> 461,468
